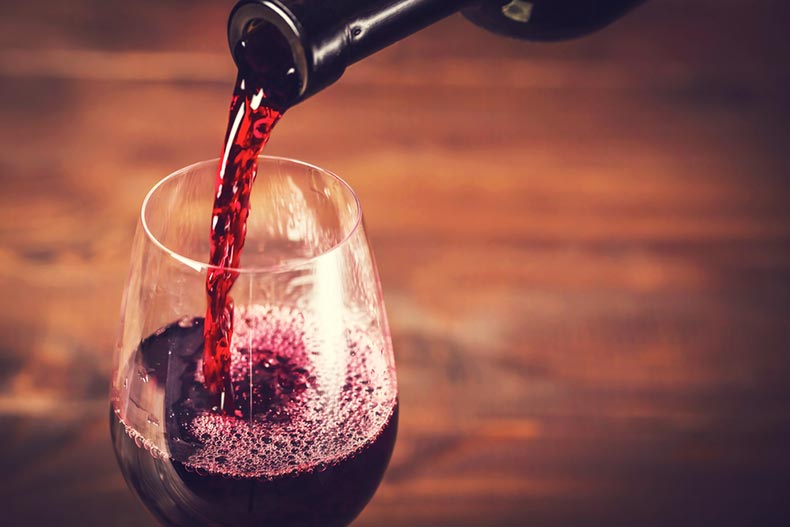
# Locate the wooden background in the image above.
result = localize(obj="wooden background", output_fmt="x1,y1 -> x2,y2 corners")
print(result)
1,0 -> 789,525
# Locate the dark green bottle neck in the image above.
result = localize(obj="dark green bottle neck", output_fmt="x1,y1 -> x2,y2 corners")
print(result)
228,0 -> 645,108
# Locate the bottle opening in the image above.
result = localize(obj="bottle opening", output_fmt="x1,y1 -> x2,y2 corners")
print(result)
228,1 -> 308,109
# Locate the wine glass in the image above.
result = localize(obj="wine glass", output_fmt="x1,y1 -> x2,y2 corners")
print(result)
110,156 -> 398,527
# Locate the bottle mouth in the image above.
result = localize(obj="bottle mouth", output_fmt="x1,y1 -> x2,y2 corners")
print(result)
228,0 -> 308,108
228,0 -> 350,107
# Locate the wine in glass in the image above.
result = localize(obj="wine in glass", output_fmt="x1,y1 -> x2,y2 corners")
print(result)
110,156 -> 398,527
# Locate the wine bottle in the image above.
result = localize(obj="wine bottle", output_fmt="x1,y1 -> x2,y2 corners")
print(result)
228,0 -> 644,108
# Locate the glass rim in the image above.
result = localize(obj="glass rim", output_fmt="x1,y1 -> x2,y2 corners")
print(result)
141,155 -> 362,274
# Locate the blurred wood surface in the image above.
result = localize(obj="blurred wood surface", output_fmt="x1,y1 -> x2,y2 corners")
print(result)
1,0 -> 790,525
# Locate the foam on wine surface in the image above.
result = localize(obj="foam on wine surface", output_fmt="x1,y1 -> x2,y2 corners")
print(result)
114,305 -> 397,480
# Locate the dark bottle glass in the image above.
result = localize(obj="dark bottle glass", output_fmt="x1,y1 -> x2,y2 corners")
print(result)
228,0 -> 645,107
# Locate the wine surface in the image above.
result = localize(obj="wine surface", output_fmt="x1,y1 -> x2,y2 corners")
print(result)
112,306 -> 398,527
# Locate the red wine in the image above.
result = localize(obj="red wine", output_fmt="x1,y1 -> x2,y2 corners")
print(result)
203,20 -> 299,412
115,21 -> 397,527
203,75 -> 281,412
112,306 -> 398,527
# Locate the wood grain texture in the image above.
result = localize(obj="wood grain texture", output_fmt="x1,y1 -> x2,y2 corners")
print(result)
1,0 -> 789,525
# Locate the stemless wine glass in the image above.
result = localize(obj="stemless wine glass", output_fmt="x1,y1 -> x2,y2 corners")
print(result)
110,156 -> 398,527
